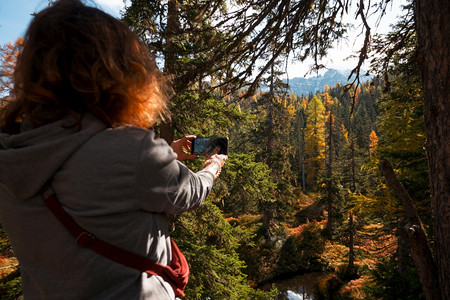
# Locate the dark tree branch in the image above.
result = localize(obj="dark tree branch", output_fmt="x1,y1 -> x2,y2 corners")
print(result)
379,158 -> 441,300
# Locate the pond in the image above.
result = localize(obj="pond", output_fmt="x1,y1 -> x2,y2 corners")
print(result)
263,272 -> 325,300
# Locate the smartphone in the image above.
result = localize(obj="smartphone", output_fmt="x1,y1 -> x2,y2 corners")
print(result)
191,137 -> 229,156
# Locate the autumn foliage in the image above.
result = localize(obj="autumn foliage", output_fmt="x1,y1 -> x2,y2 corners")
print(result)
0,38 -> 23,105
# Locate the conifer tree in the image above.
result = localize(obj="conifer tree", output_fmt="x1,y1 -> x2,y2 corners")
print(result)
304,96 -> 325,188
320,89 -> 347,236
123,0 -> 235,141
369,130 -> 378,158
252,58 -> 294,236
323,89 -> 336,233
290,97 -> 307,189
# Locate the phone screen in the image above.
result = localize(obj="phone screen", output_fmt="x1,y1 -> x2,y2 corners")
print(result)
191,137 -> 228,156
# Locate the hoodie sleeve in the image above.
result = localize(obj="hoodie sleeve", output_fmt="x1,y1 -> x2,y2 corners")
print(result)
135,131 -> 214,214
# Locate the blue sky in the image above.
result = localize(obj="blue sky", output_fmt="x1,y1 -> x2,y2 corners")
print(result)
0,0 -> 407,78
0,0 -> 125,45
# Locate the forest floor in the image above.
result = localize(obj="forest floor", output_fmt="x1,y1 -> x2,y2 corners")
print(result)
253,191 -> 399,299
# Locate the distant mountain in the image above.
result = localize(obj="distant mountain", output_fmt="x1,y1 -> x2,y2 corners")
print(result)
283,69 -> 374,96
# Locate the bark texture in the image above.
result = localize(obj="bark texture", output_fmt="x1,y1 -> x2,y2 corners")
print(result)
160,0 -> 179,144
414,0 -> 450,299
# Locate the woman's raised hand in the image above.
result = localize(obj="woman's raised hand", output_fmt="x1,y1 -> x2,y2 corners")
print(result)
170,135 -> 199,161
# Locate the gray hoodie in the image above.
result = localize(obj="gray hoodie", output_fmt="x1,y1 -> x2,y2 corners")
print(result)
0,114 -> 214,299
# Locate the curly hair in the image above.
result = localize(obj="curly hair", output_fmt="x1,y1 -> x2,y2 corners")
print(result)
1,0 -> 170,133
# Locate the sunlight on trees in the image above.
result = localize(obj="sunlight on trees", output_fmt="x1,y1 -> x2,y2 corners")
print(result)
2,0 -> 449,298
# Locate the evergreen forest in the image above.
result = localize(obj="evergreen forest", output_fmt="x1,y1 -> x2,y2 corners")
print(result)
1,0 -> 450,299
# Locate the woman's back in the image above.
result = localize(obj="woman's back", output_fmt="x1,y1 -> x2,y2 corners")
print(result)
0,114 -> 207,298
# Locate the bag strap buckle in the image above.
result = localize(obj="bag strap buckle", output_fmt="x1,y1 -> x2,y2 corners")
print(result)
75,231 -> 96,248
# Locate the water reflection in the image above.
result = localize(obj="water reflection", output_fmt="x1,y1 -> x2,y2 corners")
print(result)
283,286 -> 314,300
265,272 -> 324,300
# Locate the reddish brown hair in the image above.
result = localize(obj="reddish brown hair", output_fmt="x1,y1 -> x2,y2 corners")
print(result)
1,0 -> 170,133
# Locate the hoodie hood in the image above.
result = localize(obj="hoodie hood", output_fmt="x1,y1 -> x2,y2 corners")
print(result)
0,114 -> 107,200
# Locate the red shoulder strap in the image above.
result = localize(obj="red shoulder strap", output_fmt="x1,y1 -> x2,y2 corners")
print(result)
40,184 -> 188,297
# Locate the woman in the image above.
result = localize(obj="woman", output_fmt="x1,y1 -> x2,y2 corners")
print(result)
0,0 -> 226,299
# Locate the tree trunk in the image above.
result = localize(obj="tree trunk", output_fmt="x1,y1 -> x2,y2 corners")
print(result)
301,115 -> 306,189
262,63 -> 275,237
160,0 -> 179,143
415,1 -> 450,299
326,111 -> 334,234
347,135 -> 357,275
347,137 -> 357,274
160,121 -> 174,144
397,217 -> 410,275
347,213 -> 355,272
301,155 -> 306,190
267,62 -> 275,165
296,112 -> 305,189
262,209 -> 274,238
379,159 -> 441,300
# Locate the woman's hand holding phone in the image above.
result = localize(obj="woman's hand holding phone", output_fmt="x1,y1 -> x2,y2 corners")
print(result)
170,135 -> 199,161
172,135 -> 227,179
